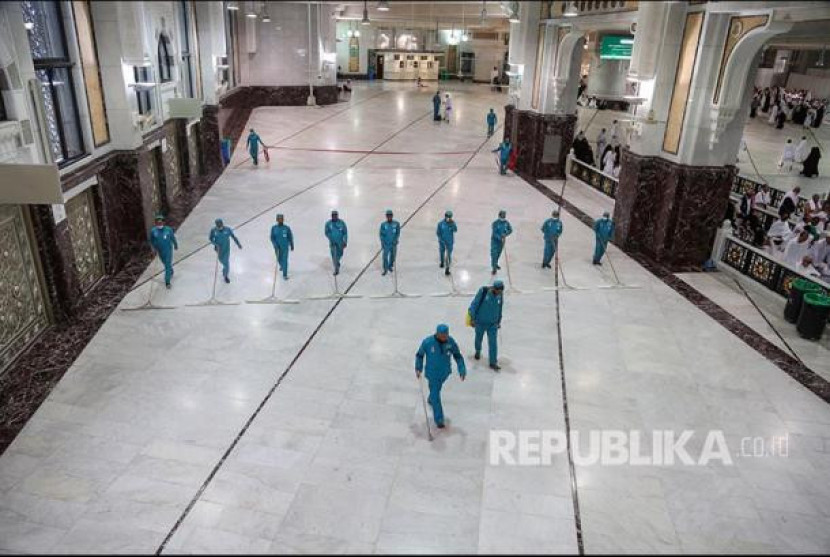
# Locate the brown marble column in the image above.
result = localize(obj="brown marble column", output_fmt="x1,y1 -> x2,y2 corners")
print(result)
504,105 -> 576,179
200,104 -> 224,178
614,149 -> 736,270
28,206 -> 79,322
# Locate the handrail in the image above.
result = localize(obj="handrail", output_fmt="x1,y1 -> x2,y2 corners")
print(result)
731,174 -> 812,216
567,154 -> 618,199
711,222 -> 829,299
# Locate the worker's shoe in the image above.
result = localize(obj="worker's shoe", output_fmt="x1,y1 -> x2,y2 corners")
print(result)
439,261 -> 444,268
382,270 -> 388,276
444,268 -> 450,276
224,276 -> 231,284
436,423 -> 446,429
165,283 -> 171,289
474,352 -> 481,360
490,363 -> 501,372
491,268 -> 497,275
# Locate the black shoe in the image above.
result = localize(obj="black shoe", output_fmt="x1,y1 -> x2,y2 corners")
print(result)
474,352 -> 481,360
334,269 -> 340,275
224,276 -> 231,283
445,268 -> 450,276
490,363 -> 501,372
491,269 -> 497,275
382,270 -> 388,276
497,265 -> 501,270
437,423 -> 446,429
165,283 -> 171,289
440,261 -> 444,268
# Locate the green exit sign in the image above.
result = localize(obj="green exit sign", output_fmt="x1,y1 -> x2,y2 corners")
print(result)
600,35 -> 634,60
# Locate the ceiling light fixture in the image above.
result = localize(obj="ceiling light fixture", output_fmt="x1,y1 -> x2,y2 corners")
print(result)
377,0 -> 390,12
361,0 -> 370,25
226,1 -> 239,11
563,2 -> 578,17
818,45 -> 826,67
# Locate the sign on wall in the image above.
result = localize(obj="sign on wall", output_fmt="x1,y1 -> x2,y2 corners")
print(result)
349,37 -> 360,72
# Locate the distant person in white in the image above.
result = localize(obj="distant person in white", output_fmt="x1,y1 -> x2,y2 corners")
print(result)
767,213 -> 793,253
794,136 -> 809,163
753,185 -> 771,209
810,232 -> 830,278
603,147 -> 616,175
596,129 -> 607,165
783,228 -> 813,267
778,138 -> 795,172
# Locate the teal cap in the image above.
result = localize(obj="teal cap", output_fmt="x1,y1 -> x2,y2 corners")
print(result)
436,324 -> 449,334
493,280 -> 505,289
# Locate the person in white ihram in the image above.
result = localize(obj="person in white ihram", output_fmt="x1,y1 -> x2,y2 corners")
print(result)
443,93 -> 453,123
778,138 -> 796,172
810,232 -> 830,278
754,185 -> 771,209
783,228 -> 812,267
795,255 -> 822,278
794,136 -> 809,163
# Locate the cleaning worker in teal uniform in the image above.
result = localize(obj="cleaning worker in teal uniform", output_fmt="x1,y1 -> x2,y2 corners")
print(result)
541,210 -> 563,269
486,108 -> 497,137
325,210 -> 348,275
492,139 -> 512,175
379,209 -> 400,276
270,213 -> 294,280
593,211 -> 615,265
490,210 -> 513,275
436,210 -> 457,275
246,128 -> 264,166
209,218 -> 242,283
148,214 -> 178,289
415,324 -> 467,429
469,280 -> 505,371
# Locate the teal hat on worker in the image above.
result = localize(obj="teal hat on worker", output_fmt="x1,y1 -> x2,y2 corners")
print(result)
498,209 -> 506,218
276,213 -> 284,219
493,279 -> 505,290
154,213 -> 165,221
445,210 -> 453,218
436,324 -> 449,335
385,209 -> 393,216
215,218 -> 224,226
331,209 -> 339,216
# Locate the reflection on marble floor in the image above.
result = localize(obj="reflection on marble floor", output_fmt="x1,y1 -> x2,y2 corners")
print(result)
1,82 -> 829,554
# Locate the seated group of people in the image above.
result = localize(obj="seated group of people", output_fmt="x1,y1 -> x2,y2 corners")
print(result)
732,185 -> 830,280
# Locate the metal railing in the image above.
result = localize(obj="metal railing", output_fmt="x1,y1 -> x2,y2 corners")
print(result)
730,174 -> 809,216
567,155 -> 619,199
711,222 -> 829,299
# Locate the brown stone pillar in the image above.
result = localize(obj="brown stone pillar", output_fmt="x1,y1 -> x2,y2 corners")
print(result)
614,149 -> 736,270
200,104 -> 223,177
504,105 -> 576,179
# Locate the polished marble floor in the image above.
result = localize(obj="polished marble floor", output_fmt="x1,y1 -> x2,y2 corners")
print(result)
1,82 -> 829,554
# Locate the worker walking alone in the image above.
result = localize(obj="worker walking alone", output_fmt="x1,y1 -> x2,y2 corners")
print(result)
432,91 -> 442,121
246,128 -> 265,166
486,108 -> 497,137
492,139 -> 512,175
469,280 -> 505,371
415,324 -> 467,429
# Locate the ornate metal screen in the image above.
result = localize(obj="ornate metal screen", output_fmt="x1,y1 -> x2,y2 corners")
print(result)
65,188 -> 103,292
0,205 -> 49,370
569,156 -> 618,198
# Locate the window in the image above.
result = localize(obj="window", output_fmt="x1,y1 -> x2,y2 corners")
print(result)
72,0 -> 109,147
23,0 -> 85,165
158,33 -> 173,83
178,0 -> 197,97
134,66 -> 152,115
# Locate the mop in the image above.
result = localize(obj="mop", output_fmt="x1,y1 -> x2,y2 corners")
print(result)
370,248 -> 420,299
417,374 -> 434,441
307,265 -> 362,300
597,250 -> 640,290
502,241 -> 528,294
543,249 -> 585,292
186,258 -> 241,307
246,262 -> 300,305
122,258 -> 175,311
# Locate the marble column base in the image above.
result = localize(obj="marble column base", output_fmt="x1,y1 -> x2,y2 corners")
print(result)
504,105 -> 576,179
615,149 -> 736,270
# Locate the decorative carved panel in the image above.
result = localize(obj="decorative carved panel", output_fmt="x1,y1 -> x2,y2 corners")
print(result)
66,188 -> 103,292
712,15 -> 769,104
663,12 -> 703,154
0,205 -> 48,370
164,134 -> 181,200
